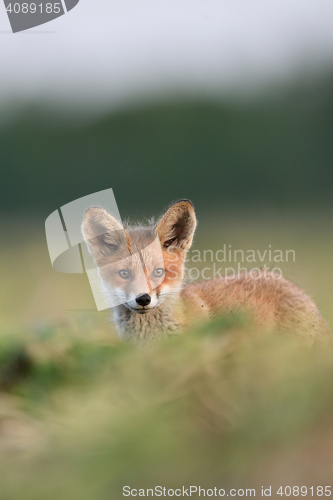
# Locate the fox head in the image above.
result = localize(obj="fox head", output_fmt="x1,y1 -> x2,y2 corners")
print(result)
81,200 -> 196,313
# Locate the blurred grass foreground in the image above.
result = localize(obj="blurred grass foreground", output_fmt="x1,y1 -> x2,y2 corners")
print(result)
1,315 -> 333,500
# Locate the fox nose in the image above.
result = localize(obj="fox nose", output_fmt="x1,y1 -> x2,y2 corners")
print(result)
136,293 -> 151,307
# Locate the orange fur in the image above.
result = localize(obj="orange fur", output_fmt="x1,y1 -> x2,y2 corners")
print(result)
82,200 -> 331,344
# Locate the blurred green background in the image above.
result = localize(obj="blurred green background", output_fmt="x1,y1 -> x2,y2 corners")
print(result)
2,73 -> 333,216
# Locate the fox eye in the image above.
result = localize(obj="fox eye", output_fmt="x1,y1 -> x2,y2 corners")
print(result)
119,269 -> 130,279
153,268 -> 165,278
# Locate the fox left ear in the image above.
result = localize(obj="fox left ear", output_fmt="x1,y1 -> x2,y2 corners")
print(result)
81,206 -> 125,261
155,199 -> 196,251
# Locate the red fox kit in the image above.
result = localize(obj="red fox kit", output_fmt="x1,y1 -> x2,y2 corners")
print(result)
82,200 -> 330,344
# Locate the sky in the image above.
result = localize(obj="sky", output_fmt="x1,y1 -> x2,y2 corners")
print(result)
1,0 -> 333,115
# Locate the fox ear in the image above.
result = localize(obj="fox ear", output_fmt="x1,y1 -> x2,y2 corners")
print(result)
82,207 -> 125,260
156,199 -> 196,251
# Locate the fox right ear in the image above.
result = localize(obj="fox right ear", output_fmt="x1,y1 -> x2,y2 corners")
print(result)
156,199 -> 196,252
81,207 -> 125,260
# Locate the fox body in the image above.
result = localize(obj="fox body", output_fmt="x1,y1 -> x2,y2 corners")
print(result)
82,200 -> 330,344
